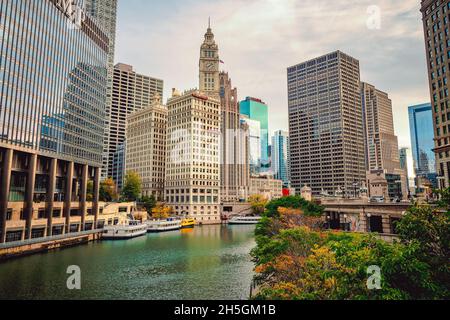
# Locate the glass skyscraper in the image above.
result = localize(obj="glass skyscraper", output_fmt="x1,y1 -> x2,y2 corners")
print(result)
0,0 -> 109,243
240,116 -> 262,175
408,103 -> 436,176
240,97 -> 269,172
271,131 -> 290,188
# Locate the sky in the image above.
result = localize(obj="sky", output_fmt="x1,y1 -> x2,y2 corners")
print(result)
115,0 -> 430,149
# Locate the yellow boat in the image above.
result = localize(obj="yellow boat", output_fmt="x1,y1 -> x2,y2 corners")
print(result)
181,218 -> 196,228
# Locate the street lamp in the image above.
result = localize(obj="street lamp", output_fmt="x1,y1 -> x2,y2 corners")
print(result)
343,214 -> 348,231
366,213 -> 372,233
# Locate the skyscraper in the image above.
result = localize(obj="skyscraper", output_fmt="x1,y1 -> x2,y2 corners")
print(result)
271,131 -> 290,188
164,23 -> 221,223
288,51 -> 366,196
421,0 -> 450,188
240,116 -> 262,175
126,95 -> 167,200
408,103 -> 436,176
0,0 -> 109,242
400,147 -> 416,194
240,97 -> 270,171
361,82 -> 401,172
85,0 -> 119,180
219,72 -> 249,202
106,63 -> 163,180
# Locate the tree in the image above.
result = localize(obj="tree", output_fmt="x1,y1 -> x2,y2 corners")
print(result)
248,194 -> 268,215
141,195 -> 157,215
151,203 -> 173,220
86,181 -> 94,202
99,178 -> 117,202
121,171 -> 142,202
434,187 -> 450,210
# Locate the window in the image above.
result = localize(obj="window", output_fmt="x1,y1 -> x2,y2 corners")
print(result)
6,209 -> 13,221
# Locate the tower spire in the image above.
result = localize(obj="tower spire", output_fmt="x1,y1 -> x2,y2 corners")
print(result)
208,17 -> 211,29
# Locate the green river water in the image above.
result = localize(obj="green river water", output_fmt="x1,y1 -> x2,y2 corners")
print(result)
0,224 -> 256,300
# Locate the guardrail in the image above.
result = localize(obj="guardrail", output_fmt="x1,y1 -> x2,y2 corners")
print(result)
0,229 -> 103,250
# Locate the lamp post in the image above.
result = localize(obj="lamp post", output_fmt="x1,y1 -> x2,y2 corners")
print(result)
343,214 -> 348,231
366,213 -> 372,233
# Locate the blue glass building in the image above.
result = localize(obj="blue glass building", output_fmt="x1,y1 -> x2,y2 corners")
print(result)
408,103 -> 436,176
0,0 -> 110,243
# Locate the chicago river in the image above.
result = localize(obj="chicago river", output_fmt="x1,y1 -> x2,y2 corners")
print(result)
0,225 -> 256,300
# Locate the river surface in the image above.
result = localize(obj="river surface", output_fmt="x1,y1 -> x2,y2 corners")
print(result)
0,224 -> 256,300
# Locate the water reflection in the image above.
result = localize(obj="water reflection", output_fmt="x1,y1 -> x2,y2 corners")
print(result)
0,225 -> 256,300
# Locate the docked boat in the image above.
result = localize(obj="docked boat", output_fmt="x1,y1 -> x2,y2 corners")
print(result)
102,220 -> 147,240
228,216 -> 262,225
146,218 -> 182,233
181,218 -> 196,229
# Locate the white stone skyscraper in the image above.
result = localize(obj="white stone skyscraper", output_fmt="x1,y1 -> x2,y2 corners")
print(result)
164,23 -> 221,223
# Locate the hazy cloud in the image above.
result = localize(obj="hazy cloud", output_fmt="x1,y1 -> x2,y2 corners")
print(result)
116,0 -> 430,148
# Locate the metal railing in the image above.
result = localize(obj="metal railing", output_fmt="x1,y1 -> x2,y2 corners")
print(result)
0,229 -> 103,250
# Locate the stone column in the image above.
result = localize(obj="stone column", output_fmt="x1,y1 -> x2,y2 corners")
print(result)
80,164 -> 88,231
382,215 -> 391,234
46,158 -> 57,236
93,167 -> 100,230
24,154 -> 37,240
0,148 -> 13,243
64,161 -> 74,234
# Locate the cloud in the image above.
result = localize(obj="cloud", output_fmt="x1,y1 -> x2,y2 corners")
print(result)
115,0 -> 430,148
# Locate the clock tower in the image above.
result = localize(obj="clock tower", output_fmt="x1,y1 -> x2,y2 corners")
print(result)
199,19 -> 220,96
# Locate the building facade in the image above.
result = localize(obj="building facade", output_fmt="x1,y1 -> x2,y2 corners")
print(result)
361,82 -> 402,173
400,147 -> 417,195
112,142 -> 125,191
165,90 -> 221,223
219,72 -> 249,202
408,103 -> 436,176
106,63 -> 163,180
0,0 -> 109,242
288,51 -> 366,196
126,95 -> 167,200
85,0 -> 118,180
271,130 -> 290,188
421,0 -> 450,188
249,174 -> 283,201
240,97 -> 270,172
240,116 -> 262,175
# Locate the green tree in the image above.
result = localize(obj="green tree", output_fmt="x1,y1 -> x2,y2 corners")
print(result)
141,195 -> 157,215
248,194 -> 268,215
121,171 -> 142,201
86,181 -> 94,202
434,187 -> 450,210
99,178 -> 117,202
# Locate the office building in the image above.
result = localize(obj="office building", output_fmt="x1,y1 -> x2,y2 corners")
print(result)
112,143 -> 125,191
240,97 -> 270,171
288,51 -> 366,196
0,0 -> 109,242
400,147 -> 416,195
106,63 -> 163,180
219,72 -> 249,202
85,0 -> 119,179
271,131 -> 290,188
240,116 -> 262,175
408,103 -> 436,176
421,0 -> 450,188
126,95 -> 167,200
164,24 -> 221,223
249,174 -> 283,201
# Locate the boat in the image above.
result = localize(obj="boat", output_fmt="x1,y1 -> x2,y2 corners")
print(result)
228,216 -> 262,225
181,218 -> 196,229
146,218 -> 182,233
102,220 -> 147,240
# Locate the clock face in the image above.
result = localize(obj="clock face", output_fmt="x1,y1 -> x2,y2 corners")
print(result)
206,62 -> 215,70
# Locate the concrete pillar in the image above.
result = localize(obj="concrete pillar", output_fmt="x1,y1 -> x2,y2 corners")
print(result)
0,148 -> 13,243
80,164 -> 88,231
46,158 -> 57,236
25,153 -> 37,240
93,167 -> 100,229
64,161 -> 74,234
382,215 -> 391,234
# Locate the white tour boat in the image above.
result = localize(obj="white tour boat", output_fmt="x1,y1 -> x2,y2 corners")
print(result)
146,218 -> 182,233
102,220 -> 147,240
228,216 -> 262,225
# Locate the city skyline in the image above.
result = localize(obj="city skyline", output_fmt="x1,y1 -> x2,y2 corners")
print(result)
115,0 -> 430,148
